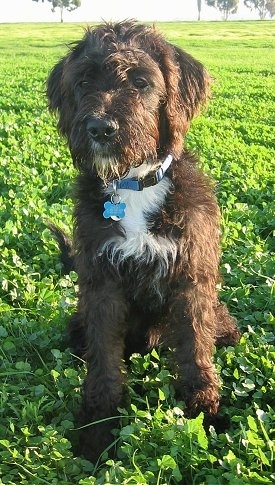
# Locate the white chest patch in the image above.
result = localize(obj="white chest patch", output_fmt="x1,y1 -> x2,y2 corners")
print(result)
101,164 -> 178,276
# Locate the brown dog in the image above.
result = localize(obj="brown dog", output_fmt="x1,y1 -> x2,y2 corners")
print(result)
47,20 -> 240,461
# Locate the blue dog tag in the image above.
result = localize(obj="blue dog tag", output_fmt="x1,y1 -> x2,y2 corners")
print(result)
103,201 -> 126,221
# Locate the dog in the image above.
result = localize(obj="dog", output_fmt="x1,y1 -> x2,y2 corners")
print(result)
46,19 -> 240,462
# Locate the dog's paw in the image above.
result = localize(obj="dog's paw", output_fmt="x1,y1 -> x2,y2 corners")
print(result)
77,421 -> 116,463
215,328 -> 241,348
182,382 -> 219,417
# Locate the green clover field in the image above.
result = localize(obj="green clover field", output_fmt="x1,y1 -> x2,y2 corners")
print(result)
0,20 -> 274,484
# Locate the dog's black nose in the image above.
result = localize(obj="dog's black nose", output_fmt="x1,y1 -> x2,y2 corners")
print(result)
86,118 -> 118,142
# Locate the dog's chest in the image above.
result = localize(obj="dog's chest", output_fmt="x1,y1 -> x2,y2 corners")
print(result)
102,175 -> 177,270
118,180 -> 167,233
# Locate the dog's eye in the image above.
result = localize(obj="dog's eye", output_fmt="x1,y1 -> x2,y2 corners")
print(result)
75,80 -> 89,92
79,81 -> 89,89
132,77 -> 149,89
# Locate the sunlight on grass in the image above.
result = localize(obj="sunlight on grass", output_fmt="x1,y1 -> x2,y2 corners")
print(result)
0,20 -> 274,485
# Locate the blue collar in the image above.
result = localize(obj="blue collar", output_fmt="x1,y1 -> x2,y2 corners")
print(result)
113,155 -> 173,191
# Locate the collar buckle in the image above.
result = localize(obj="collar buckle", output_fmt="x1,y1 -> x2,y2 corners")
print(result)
113,154 -> 173,192
140,173 -> 158,189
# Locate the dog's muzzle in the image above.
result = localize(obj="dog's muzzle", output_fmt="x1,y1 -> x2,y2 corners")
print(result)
86,117 -> 118,144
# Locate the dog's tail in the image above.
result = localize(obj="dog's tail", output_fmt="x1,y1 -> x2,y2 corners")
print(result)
47,223 -> 75,274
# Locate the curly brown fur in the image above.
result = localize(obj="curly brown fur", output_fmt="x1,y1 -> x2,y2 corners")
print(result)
46,19 -> 240,462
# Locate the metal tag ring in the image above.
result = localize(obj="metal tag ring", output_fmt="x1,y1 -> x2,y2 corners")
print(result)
111,193 -> 121,204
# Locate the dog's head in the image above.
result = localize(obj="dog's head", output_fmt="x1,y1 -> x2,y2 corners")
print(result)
47,20 -> 210,179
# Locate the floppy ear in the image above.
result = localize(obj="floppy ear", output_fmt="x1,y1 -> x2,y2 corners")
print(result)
46,57 -> 76,137
46,58 -> 66,113
173,45 -> 211,121
156,41 -> 211,159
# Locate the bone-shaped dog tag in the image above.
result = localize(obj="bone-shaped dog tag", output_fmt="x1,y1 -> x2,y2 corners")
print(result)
103,201 -> 126,220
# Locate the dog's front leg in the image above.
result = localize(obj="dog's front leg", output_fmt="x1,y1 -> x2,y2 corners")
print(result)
167,282 -> 219,416
77,282 -> 129,462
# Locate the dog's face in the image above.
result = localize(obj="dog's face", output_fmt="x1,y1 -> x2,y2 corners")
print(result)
47,20 -> 210,179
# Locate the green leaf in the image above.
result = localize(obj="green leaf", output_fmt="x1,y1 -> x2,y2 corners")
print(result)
0,325 -> 8,337
157,454 -> 177,470
247,415 -> 258,432
158,388 -> 165,401
257,448 -> 270,466
197,428 -> 208,450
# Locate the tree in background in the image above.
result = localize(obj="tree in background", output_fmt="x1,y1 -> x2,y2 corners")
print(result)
205,0 -> 239,19
32,0 -> 81,22
266,0 -> 275,16
244,0 -> 275,18
197,0 -> 202,20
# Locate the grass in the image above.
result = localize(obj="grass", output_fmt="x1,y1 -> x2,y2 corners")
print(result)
0,20 -> 274,485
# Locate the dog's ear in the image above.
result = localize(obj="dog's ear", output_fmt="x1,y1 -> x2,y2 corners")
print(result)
157,42 -> 211,158
46,58 -> 66,113
173,45 -> 211,121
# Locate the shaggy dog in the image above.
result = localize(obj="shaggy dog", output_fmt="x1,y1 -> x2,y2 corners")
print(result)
46,20 -> 240,462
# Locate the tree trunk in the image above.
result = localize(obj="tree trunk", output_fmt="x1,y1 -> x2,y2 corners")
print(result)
259,8 -> 266,19
197,0 -> 202,20
60,5 -> 64,22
